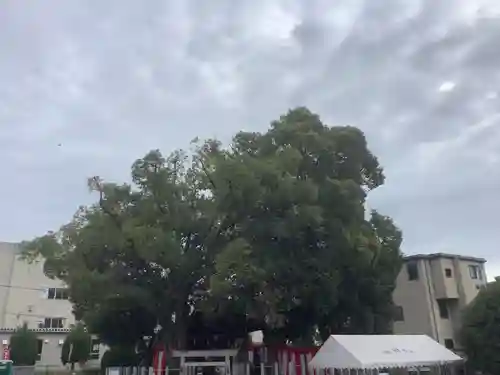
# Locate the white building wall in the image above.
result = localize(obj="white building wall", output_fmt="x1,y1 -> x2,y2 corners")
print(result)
5,255 -> 74,330
0,243 -> 17,328
0,242 -> 102,368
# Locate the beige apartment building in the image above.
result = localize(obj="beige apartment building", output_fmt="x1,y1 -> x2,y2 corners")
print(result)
0,242 -> 102,369
392,253 -> 487,353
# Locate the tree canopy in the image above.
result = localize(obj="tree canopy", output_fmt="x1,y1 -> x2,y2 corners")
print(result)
21,107 -> 402,359
461,278 -> 500,374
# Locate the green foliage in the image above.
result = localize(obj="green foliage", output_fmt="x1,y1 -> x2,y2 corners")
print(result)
9,324 -> 38,366
61,323 -> 91,366
461,279 -> 500,374
20,107 -> 402,352
21,148 -> 224,356
205,107 -> 402,341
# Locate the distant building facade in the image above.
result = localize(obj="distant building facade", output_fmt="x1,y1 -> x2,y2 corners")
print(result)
0,242 -> 102,368
393,253 -> 487,353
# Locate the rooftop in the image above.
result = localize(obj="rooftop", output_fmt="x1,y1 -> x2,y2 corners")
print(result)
0,242 -> 20,253
404,252 -> 486,264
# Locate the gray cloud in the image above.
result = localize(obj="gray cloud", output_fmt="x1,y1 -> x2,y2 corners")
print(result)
1,0 -> 500,277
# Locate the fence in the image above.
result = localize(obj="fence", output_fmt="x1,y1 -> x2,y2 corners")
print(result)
12,365 -> 100,375
104,364 -> 280,375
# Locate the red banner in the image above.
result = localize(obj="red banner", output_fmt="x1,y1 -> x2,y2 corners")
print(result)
2,345 -> 10,360
153,343 -> 167,375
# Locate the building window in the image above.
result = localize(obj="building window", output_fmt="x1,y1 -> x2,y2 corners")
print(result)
407,262 -> 419,280
469,265 -> 483,280
410,369 -> 430,375
36,339 -> 43,361
393,305 -> 404,322
444,339 -> 454,350
445,268 -> 452,278
42,318 -> 64,329
437,300 -> 449,319
47,288 -> 69,300
90,338 -> 100,360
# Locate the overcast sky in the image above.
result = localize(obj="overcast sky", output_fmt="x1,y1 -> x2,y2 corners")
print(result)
1,1 -> 499,278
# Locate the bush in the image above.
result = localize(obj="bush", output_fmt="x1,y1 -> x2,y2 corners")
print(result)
61,323 -> 91,369
9,324 -> 39,366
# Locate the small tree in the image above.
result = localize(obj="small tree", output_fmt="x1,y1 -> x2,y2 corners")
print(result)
461,278 -> 500,374
9,324 -> 39,366
61,323 -> 91,370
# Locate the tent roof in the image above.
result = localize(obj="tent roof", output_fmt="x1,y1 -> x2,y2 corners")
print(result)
309,335 -> 462,370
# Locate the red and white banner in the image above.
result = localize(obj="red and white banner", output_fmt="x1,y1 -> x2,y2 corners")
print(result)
153,343 -> 167,375
151,344 -> 323,375
2,344 -> 10,360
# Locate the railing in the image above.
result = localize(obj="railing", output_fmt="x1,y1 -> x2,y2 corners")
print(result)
12,365 -> 100,375
0,328 -> 72,333
105,364 -> 280,375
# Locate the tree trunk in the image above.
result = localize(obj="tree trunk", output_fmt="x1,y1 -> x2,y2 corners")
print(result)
174,302 -> 190,350
175,324 -> 187,350
263,329 -> 287,365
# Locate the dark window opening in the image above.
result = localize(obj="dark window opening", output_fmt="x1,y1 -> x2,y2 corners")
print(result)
47,288 -> 69,300
445,268 -> 452,278
90,338 -> 100,360
437,300 -> 449,319
407,262 -> 419,281
36,339 -> 43,361
43,317 -> 64,329
444,339 -> 454,350
469,265 -> 483,280
393,305 -> 404,322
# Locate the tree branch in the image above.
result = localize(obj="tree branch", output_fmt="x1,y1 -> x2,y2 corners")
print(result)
199,157 -> 217,190
91,177 -> 139,256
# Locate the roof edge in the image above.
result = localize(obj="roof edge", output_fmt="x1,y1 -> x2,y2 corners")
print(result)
0,328 -> 71,333
404,253 -> 486,263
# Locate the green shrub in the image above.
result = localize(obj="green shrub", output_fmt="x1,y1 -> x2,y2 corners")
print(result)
9,323 -> 39,366
61,323 -> 91,369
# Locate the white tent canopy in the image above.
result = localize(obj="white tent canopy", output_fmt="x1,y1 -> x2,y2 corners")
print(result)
309,335 -> 463,370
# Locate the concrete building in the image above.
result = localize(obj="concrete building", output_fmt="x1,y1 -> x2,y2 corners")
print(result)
393,253 -> 487,353
0,242 -> 102,369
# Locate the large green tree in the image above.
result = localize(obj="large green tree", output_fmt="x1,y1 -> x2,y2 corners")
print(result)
24,151 -> 217,362
204,107 -> 402,342
21,107 -> 402,356
21,148 -> 242,360
461,278 -> 500,374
